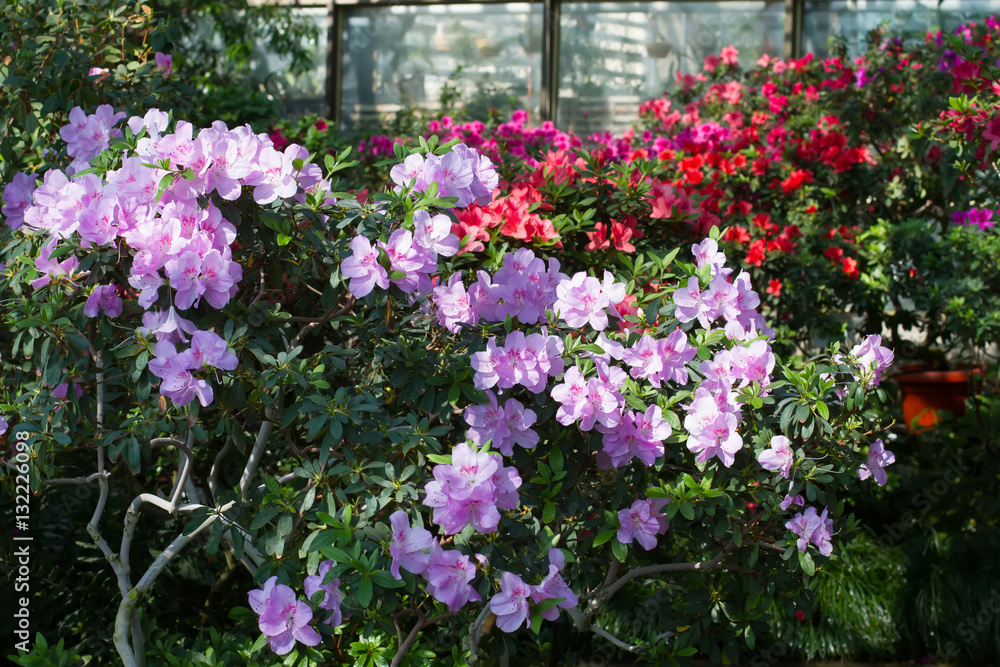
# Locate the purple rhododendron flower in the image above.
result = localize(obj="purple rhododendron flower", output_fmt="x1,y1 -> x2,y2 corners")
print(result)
303,560 -> 344,626
1,172 -> 37,229
780,493 -> 805,511
388,510 -> 434,579
530,548 -> 578,620
490,572 -> 532,632
248,576 -> 321,655
858,438 -> 895,486
154,52 -> 172,78
849,334 -> 894,388
617,498 -> 670,550
786,506 -> 834,556
30,239 -> 87,290
423,542 -> 481,611
84,284 -> 123,318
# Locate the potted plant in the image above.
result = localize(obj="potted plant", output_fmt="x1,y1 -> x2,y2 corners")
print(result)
881,217 -> 998,431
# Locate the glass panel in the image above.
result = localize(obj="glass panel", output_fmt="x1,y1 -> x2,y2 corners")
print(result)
803,0 -> 1000,58
341,4 -> 543,130
558,1 -> 785,134
262,7 -> 330,118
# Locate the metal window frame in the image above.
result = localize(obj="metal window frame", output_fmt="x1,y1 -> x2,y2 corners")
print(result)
320,0 -> 809,126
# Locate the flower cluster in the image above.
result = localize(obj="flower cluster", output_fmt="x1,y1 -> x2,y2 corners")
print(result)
463,390 -> 539,456
432,248 -> 567,331
342,209 -> 459,297
147,330 -> 238,406
7,105 -> 334,407
786,506 -> 834,556
389,143 -> 498,208
59,104 -> 125,173
388,511 -> 482,611
952,207 -> 996,230
422,443 -> 522,534
489,549 -> 577,632
470,330 -> 566,394
249,565 -> 343,656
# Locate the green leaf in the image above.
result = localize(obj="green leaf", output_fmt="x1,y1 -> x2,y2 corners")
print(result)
612,539 -> 628,562
370,570 -> 405,588
549,445 -> 564,473
530,610 -> 544,634
593,529 -> 616,547
357,577 -> 373,606
799,550 -> 816,576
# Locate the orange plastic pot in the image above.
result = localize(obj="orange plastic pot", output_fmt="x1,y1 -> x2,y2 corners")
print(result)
896,368 -> 981,432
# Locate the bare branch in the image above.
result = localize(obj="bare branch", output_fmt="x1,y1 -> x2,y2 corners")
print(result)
466,604 -> 494,666
209,436 -> 234,502
43,471 -> 109,486
590,623 -> 643,653
239,420 -> 274,500
288,302 -> 351,350
390,610 -> 460,667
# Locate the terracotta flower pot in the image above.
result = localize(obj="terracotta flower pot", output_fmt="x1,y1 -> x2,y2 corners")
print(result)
896,367 -> 982,432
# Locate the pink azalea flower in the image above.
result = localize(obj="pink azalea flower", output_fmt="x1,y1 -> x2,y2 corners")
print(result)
530,549 -> 578,620
188,330 -> 239,370
423,542 -> 481,611
341,235 -> 389,298
786,507 -> 834,556
490,572 -> 532,632
858,438 -> 895,486
617,498 -> 670,550
1,172 -> 38,229
303,560 -> 344,626
389,510 -> 434,579
248,576 -> 321,655
757,435 -> 794,478
154,52 -> 173,78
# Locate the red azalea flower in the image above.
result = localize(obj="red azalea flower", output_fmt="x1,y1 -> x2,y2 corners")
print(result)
842,256 -> 860,279
766,279 -> 782,297
723,225 -> 751,244
745,239 -> 767,266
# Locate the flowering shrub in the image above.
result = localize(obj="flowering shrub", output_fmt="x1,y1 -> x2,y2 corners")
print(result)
0,96 -> 904,666
271,18 -> 1000,366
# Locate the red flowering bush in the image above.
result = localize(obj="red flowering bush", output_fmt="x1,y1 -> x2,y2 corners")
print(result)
273,19 -> 998,359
